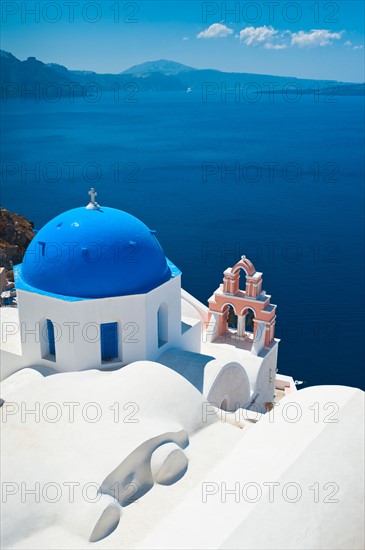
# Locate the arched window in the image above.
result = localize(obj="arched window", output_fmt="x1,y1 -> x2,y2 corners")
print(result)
157,303 -> 168,348
245,309 -> 255,333
41,319 -> 56,361
227,305 -> 237,329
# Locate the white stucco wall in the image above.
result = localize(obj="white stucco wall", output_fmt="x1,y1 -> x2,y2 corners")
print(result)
204,360 -> 251,411
14,275 -> 183,373
0,308 -> 25,381
248,345 -> 278,412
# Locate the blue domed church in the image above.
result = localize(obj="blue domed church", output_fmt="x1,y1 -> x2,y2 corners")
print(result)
14,189 -> 193,372
1,189 -> 285,413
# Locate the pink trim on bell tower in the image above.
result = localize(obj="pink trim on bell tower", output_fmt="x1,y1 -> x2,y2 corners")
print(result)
207,256 -> 277,354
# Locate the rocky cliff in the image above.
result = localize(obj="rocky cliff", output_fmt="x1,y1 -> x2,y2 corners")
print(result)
0,208 -> 34,275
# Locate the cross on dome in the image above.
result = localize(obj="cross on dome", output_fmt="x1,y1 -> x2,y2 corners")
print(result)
86,187 -> 100,210
89,188 -> 97,202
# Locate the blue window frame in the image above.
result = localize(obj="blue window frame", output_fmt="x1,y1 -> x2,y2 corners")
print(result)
46,319 -> 56,357
100,322 -> 119,362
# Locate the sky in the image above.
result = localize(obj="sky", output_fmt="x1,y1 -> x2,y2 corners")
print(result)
1,0 -> 364,81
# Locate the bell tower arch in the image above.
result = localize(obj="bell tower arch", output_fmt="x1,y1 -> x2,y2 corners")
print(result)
208,256 -> 277,355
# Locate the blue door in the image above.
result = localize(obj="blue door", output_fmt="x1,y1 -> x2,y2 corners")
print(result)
46,319 -> 56,357
100,322 -> 119,362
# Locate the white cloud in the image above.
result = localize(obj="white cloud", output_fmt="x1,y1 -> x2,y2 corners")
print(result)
238,25 -> 345,49
290,29 -> 344,47
182,36 -> 189,41
239,25 -> 278,46
345,40 -> 364,50
197,23 -> 234,39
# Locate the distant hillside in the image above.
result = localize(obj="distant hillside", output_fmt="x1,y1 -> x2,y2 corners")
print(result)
122,59 -> 196,76
1,51 -> 76,92
0,51 -> 186,95
1,51 -> 364,97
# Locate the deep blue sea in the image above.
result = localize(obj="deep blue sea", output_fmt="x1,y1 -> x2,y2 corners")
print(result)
1,92 -> 364,389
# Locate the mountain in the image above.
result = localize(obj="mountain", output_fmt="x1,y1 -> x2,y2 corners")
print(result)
0,51 -> 186,94
1,51 -> 363,97
122,59 -> 196,76
0,52 -> 78,96
121,59 -> 364,94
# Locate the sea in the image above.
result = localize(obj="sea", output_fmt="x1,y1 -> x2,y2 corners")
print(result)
1,91 -> 364,389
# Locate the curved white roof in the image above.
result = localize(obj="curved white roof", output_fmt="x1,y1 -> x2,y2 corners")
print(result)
140,385 -> 364,550
1,365 -> 363,550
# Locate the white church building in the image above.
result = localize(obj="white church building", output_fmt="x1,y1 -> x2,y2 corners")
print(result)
0,189 -> 293,412
1,190 -> 363,550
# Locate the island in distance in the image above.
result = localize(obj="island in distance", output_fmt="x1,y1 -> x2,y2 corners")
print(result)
1,50 -> 364,97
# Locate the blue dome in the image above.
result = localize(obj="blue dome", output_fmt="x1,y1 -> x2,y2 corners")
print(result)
20,206 -> 171,298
